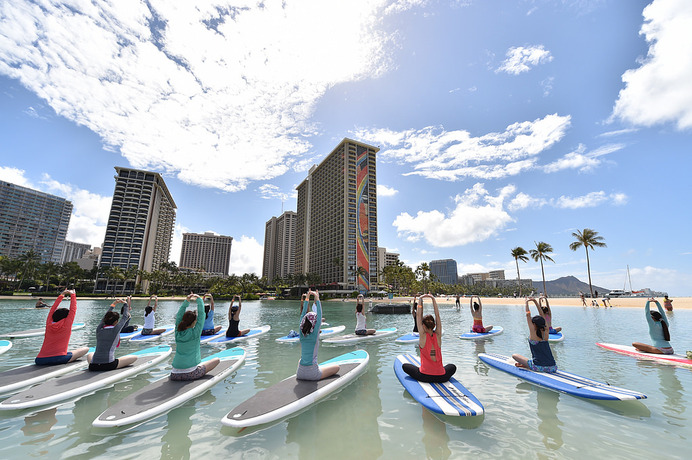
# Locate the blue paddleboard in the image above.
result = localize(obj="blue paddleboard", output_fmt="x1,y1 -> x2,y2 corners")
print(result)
119,326 -> 143,340
322,327 -> 397,345
208,325 -> 271,344
459,326 -> 504,340
478,352 -> 646,400
394,354 -> 484,416
276,325 -> 346,343
1,322 -> 86,339
0,340 -> 11,356
549,331 -> 564,342
128,325 -> 175,342
395,332 -> 420,344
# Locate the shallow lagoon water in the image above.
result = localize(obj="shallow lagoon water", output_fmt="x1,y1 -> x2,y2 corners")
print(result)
0,298 -> 690,459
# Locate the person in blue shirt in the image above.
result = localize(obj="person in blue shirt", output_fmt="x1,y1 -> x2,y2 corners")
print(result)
297,290 -> 339,381
632,298 -> 674,354
201,293 -> 222,336
512,298 -> 557,373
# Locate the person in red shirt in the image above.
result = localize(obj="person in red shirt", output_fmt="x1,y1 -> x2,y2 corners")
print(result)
35,289 -> 89,365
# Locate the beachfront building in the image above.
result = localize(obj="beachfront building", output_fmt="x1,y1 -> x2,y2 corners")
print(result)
295,138 -> 379,292
376,247 -> 400,290
179,231 -> 233,276
60,240 -> 91,264
0,180 -> 72,263
262,211 -> 296,284
95,167 -> 176,293
430,259 -> 458,285
75,247 -> 101,270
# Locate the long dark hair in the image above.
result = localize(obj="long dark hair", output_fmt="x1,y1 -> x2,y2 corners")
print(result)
422,314 -> 435,331
650,311 -> 671,341
356,303 -> 364,313
177,311 -> 197,331
145,306 -> 153,316
52,308 -> 69,322
473,302 -> 480,311
531,315 -> 546,340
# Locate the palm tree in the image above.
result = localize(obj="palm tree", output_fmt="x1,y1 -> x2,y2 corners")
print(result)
529,241 -> 555,297
569,228 -> 607,299
17,250 -> 41,291
510,247 -> 529,296
415,263 -> 431,293
355,266 -> 368,292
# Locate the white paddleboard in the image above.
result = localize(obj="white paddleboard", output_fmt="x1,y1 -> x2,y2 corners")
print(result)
0,345 -> 172,410
207,325 -> 271,345
119,326 -> 143,340
93,347 -> 246,427
322,327 -> 397,345
276,325 -> 346,343
549,331 -> 565,342
128,325 -> 175,342
395,331 -> 445,344
0,340 -> 11,356
479,352 -> 647,400
394,354 -> 484,416
221,350 -> 369,428
459,326 -> 504,340
1,322 -> 86,339
597,343 -> 692,368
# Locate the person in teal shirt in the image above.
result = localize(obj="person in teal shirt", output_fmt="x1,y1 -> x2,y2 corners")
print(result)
632,298 -> 674,354
171,293 -> 220,381
297,290 -> 339,381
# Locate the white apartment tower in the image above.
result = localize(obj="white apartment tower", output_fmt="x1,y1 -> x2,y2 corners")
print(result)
262,211 -> 297,283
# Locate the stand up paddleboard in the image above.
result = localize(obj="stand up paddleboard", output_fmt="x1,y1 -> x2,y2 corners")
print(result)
128,325 -> 175,342
394,354 -> 484,416
276,325 -> 346,343
597,343 -> 692,368
322,327 -> 397,345
93,347 -> 246,427
459,326 -> 504,340
0,340 -> 11,356
207,325 -> 271,345
221,350 -> 369,428
549,331 -> 565,342
0,345 -> 172,410
479,353 -> 646,400
119,326 -> 143,340
0,348 -> 94,396
395,331 -> 446,344
1,322 -> 85,339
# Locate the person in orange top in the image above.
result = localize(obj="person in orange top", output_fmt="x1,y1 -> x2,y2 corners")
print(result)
402,293 -> 456,383
35,289 -> 89,365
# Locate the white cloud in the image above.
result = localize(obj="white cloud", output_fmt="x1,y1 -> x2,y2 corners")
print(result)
0,166 -> 31,186
612,0 -> 692,129
230,235 -> 263,275
393,183 -> 515,247
496,45 -> 553,75
356,113 -> 570,181
540,76 -> 554,96
170,223 -> 190,266
377,184 -> 398,197
258,184 -> 290,201
0,1 -> 420,192
554,191 -> 627,209
508,192 -> 547,211
543,143 -> 624,173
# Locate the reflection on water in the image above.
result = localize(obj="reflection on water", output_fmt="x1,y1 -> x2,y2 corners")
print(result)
535,388 -> 563,450
422,407 -> 451,459
161,403 -> 196,460
21,407 -> 57,443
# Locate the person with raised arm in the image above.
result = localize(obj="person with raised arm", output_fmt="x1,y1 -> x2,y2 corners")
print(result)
632,298 -> 674,354
297,290 -> 339,380
411,295 -> 419,333
538,296 -> 561,334
171,293 -> 220,381
512,298 -> 557,373
355,294 -> 375,336
201,294 -> 223,336
88,298 -> 137,371
35,289 -> 89,365
469,296 -> 493,333
226,295 -> 250,338
402,293 -> 456,383
141,295 -> 166,335
120,296 -> 138,333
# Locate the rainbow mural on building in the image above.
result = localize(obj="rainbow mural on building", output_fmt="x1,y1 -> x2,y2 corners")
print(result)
356,145 -> 370,291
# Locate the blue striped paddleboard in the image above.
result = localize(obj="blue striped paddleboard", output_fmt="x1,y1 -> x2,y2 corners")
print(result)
394,354 -> 484,416
549,331 -> 565,342
208,325 -> 271,345
322,327 -> 397,345
119,326 -> 143,340
0,340 -> 11,356
128,325 -> 175,342
459,326 -> 504,340
1,322 -> 86,339
276,325 -> 346,343
478,352 -> 647,401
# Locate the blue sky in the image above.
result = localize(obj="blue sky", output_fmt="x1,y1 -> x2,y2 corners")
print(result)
1,0 -> 691,295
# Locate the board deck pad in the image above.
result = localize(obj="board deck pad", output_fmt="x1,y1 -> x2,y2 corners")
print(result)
0,355 -> 91,395
0,340 -> 11,356
208,325 -> 271,344
394,354 -> 484,416
93,347 -> 245,427
0,345 -> 172,410
222,350 -> 369,428
459,326 -> 504,340
128,325 -> 175,342
322,327 -> 397,345
597,343 -> 692,368
276,325 -> 346,343
1,322 -> 85,339
479,352 -> 646,400
119,326 -> 143,339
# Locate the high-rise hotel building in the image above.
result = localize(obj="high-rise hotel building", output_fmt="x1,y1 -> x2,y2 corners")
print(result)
179,231 -> 233,276
0,181 -> 72,263
96,167 -> 176,292
295,138 -> 379,291
262,211 -> 296,284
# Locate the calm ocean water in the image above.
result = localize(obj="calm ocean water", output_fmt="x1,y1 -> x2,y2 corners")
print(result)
0,298 -> 689,459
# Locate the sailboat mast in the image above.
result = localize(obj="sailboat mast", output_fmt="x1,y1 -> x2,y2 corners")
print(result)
627,265 -> 633,293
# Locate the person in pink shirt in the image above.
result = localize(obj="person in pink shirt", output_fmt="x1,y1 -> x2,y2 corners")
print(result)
35,289 -> 89,365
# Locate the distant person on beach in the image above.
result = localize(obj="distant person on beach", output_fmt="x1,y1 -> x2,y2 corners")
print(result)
402,293 -> 456,383
226,295 -> 250,337
201,294 -> 223,336
35,298 -> 48,308
663,295 -> 673,312
580,293 -> 587,306
297,290 -> 339,381
411,296 -> 419,333
469,296 -> 493,333
355,294 -> 375,335
594,290 -> 598,298
455,295 -> 461,310
602,296 -> 611,308
171,293 -> 220,381
142,295 -> 166,335
632,299 -> 674,354
35,289 -> 89,365
512,298 -> 557,373
88,298 -> 137,371
538,296 -> 561,334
